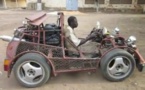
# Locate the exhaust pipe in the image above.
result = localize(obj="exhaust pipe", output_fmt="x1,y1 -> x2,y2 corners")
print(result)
0,35 -> 25,42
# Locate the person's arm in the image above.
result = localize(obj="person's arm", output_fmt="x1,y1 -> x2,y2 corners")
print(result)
66,26 -> 81,46
78,32 -> 97,46
66,27 -> 97,47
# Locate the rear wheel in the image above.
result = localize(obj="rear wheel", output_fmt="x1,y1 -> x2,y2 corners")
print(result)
100,49 -> 135,81
13,53 -> 51,88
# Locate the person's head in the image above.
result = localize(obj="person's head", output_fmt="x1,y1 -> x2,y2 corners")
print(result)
67,16 -> 78,29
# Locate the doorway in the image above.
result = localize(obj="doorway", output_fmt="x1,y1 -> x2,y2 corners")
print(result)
0,0 -> 3,7
66,0 -> 78,10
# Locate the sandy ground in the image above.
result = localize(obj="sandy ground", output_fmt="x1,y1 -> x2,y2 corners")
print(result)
0,10 -> 145,90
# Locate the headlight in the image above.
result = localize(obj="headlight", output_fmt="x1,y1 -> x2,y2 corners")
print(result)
22,21 -> 27,25
96,21 -> 100,29
112,27 -> 120,35
102,27 -> 109,35
127,36 -> 137,45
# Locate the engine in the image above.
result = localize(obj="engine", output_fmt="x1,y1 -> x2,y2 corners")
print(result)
41,24 -> 61,46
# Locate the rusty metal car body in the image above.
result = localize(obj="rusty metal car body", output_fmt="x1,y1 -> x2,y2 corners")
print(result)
1,12 -> 145,88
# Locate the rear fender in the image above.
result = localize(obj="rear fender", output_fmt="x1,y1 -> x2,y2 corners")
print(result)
8,50 -> 55,77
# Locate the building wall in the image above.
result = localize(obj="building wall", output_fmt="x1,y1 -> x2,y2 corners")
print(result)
26,0 -> 37,3
78,0 -> 96,8
5,0 -> 26,8
18,0 -> 26,7
26,0 -> 145,12
43,0 -> 66,8
79,0 -> 145,12
81,0 -> 135,9
6,0 -> 17,8
0,0 -> 4,7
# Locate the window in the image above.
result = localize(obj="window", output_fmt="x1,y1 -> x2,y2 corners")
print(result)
85,0 -> 95,4
11,0 -> 16,2
110,0 -> 132,4
99,0 -> 105,4
85,0 -> 105,4
137,0 -> 145,4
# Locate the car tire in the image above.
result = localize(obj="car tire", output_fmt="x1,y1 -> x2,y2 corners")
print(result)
100,49 -> 135,81
13,53 -> 51,88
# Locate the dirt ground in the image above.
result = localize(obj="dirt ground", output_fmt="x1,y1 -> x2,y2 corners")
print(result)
0,10 -> 145,90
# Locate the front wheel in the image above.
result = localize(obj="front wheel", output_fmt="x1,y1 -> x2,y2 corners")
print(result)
100,49 -> 135,81
13,53 -> 51,88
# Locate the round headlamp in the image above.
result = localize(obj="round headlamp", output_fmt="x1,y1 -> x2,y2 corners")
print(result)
22,21 -> 27,25
127,36 -> 137,45
102,27 -> 109,35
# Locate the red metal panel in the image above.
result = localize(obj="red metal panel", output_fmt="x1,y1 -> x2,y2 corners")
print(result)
6,41 -> 19,60
28,15 -> 48,26
25,12 -> 46,22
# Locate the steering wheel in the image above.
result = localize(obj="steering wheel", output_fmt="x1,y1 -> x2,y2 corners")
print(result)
89,28 -> 104,43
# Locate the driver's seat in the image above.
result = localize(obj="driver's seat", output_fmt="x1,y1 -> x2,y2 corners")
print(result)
64,37 -> 82,57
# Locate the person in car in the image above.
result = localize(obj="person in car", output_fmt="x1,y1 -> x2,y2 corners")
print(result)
64,16 -> 97,56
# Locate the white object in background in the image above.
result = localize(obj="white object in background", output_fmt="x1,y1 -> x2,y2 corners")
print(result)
96,21 -> 100,29
112,27 -> 120,35
102,27 -> 108,35
110,35 -> 115,38
37,3 -> 42,11
115,27 -> 120,33
127,36 -> 137,45
22,21 -> 27,25
0,71 -> 2,76
47,12 -> 58,15
0,35 -> 25,42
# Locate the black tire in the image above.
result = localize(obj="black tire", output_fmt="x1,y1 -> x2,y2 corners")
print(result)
13,53 -> 51,88
100,49 -> 135,81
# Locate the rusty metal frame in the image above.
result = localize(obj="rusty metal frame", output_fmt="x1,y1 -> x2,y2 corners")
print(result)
5,12 -> 145,77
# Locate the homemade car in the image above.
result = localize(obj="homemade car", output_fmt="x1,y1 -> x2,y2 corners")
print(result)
0,12 -> 145,88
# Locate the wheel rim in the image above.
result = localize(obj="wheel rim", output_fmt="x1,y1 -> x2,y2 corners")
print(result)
107,56 -> 132,79
17,61 -> 45,85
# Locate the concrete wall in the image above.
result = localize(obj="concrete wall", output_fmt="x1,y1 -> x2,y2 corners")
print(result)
26,0 -> 145,12
0,0 -> 4,7
18,0 -> 26,7
26,0 -> 99,9
104,0 -> 137,9
6,0 -> 17,8
5,0 -> 26,8
81,0 -> 145,10
79,0 -> 138,9
26,0 -> 37,3
43,0 -> 66,8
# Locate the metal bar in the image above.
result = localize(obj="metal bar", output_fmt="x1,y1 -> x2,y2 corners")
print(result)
43,29 -> 45,44
38,27 -> 40,44
51,58 -> 99,60
55,68 -> 97,73
59,13 -> 65,58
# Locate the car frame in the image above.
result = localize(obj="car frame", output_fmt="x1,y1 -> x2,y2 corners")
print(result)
1,12 -> 145,88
